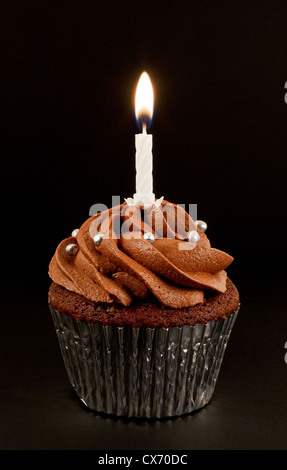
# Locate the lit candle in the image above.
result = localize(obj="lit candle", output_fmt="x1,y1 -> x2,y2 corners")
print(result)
133,71 -> 155,206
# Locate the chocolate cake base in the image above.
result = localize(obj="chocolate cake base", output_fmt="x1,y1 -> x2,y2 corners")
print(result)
48,278 -> 239,328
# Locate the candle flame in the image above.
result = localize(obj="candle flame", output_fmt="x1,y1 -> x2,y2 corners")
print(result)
135,72 -> 154,124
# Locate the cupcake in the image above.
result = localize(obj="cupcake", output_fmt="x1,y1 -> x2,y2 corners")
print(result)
48,200 -> 239,418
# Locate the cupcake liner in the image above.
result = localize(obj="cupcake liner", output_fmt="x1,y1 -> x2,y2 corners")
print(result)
49,305 -> 239,419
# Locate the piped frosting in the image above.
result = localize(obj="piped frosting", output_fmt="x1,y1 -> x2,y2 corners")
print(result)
48,200 -> 234,308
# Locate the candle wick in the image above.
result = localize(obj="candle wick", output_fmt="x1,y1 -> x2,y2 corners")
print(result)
142,121 -> 147,134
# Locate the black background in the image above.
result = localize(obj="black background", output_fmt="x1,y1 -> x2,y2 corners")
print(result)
1,0 -> 287,450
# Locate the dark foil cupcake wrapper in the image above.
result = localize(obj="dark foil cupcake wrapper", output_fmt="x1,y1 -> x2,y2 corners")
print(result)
49,305 -> 239,419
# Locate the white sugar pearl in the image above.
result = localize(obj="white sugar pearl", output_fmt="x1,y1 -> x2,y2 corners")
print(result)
71,228 -> 79,237
195,220 -> 207,233
65,243 -> 78,255
93,233 -> 104,246
143,232 -> 155,243
187,230 -> 200,243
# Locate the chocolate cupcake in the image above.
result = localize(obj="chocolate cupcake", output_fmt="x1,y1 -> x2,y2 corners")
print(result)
48,200 -> 239,418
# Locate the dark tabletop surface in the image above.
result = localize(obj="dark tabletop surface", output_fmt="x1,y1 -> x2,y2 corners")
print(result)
1,277 -> 286,451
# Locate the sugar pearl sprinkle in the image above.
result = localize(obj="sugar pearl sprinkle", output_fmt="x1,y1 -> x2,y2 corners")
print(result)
143,232 -> 155,243
195,220 -> 207,233
65,243 -> 79,255
71,228 -> 79,237
93,233 -> 104,247
186,230 -> 200,243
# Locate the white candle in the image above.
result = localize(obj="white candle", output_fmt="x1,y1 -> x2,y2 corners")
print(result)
133,72 -> 155,206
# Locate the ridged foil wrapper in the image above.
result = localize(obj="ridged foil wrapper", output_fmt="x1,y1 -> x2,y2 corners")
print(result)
49,305 -> 239,419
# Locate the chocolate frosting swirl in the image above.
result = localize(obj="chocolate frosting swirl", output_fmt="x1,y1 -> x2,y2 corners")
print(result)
48,200 -> 234,308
